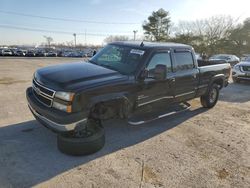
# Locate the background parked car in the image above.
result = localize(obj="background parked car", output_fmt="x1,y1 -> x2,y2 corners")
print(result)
240,54 -> 250,61
26,50 -> 36,57
232,56 -> 250,83
209,54 -> 239,66
35,51 -> 47,57
47,51 -> 57,57
2,49 -> 13,56
14,50 -> 26,56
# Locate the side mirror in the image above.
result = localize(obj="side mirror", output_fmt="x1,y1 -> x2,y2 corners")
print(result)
154,64 -> 167,80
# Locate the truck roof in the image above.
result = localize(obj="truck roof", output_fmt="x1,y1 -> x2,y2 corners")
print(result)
109,41 -> 192,49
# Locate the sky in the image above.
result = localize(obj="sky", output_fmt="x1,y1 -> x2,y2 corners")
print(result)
0,0 -> 250,46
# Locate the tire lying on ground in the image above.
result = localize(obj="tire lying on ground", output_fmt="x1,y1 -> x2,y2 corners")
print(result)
200,83 -> 219,108
57,120 -> 105,156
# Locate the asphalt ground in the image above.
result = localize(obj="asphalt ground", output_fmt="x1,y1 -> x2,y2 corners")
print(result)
0,57 -> 249,188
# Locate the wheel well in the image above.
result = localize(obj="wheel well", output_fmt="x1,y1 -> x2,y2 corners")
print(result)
89,99 -> 125,120
213,78 -> 224,89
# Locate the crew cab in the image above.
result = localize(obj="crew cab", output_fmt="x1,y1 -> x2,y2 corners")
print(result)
26,41 -> 231,155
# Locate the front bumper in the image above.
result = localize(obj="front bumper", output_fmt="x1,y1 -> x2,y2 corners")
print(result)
26,87 -> 87,132
232,70 -> 250,81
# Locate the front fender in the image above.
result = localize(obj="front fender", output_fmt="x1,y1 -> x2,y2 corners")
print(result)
87,92 -> 132,110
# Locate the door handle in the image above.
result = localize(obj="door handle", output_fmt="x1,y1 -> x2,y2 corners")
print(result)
169,78 -> 175,82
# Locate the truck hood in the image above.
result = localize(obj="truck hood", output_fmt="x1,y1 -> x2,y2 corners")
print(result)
238,61 -> 250,66
35,62 -> 128,91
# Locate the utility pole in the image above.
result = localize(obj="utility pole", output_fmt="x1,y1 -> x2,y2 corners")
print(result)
84,29 -> 87,46
133,30 -> 138,41
73,33 -> 76,48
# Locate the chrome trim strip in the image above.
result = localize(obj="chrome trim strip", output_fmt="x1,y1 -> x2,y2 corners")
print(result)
195,84 -> 208,90
175,91 -> 195,98
137,95 -> 149,100
128,102 -> 191,126
32,84 -> 53,100
32,89 -> 52,107
28,104 -> 87,131
237,77 -> 250,80
241,66 -> 250,73
197,84 -> 208,89
32,79 -> 56,107
33,79 -> 55,98
138,96 -> 174,107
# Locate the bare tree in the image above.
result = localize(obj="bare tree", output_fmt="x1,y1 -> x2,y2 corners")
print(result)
43,36 -> 53,48
175,15 -> 235,39
173,15 -> 236,54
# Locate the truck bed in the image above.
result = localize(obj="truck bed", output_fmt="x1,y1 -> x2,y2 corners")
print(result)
198,62 -> 231,91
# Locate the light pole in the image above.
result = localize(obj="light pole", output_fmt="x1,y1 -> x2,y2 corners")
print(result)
73,33 -> 76,48
133,30 -> 138,41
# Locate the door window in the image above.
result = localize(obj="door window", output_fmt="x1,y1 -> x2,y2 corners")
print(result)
174,51 -> 194,71
146,52 -> 172,77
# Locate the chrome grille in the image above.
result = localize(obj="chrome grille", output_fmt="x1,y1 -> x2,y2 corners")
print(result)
32,79 -> 55,107
242,66 -> 250,72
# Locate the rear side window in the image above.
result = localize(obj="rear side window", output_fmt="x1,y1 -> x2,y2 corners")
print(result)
174,51 -> 194,71
147,52 -> 172,74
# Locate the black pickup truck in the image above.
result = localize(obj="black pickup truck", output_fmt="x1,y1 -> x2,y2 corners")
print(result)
26,41 -> 230,155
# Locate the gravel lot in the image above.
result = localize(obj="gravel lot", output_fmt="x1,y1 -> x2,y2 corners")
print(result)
0,57 -> 249,188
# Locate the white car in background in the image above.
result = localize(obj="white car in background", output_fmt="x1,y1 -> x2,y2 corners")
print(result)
209,54 -> 239,66
232,56 -> 250,83
2,49 -> 13,56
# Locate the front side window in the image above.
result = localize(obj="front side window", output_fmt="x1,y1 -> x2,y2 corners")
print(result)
174,51 -> 194,71
146,52 -> 172,77
90,45 -> 145,75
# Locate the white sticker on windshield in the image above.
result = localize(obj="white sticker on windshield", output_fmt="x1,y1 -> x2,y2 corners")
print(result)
130,49 -> 145,56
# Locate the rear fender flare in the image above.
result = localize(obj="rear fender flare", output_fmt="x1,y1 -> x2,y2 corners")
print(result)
208,74 -> 225,91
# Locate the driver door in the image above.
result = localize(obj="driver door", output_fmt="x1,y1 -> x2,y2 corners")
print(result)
137,51 -> 175,107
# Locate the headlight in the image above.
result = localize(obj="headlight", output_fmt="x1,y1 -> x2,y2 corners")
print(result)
55,91 -> 74,101
233,65 -> 240,71
52,101 -> 72,113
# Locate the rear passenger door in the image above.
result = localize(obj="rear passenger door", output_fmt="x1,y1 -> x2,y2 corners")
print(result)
172,49 -> 199,102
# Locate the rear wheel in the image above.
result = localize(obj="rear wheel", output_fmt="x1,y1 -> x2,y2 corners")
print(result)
57,119 -> 105,156
200,84 -> 219,108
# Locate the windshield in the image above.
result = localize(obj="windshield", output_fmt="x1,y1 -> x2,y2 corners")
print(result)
90,44 -> 145,75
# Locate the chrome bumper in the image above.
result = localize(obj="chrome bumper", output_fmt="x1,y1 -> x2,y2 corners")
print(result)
28,104 -> 87,132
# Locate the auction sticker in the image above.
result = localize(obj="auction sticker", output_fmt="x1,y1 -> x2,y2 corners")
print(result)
130,49 -> 145,56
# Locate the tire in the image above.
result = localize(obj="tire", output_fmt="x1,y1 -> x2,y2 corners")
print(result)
57,120 -> 105,156
232,77 -> 239,83
200,84 -> 219,108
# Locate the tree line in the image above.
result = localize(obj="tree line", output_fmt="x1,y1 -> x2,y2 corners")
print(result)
105,8 -> 250,57
144,8 -> 250,56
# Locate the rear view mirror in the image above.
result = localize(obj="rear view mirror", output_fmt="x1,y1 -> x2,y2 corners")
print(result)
154,64 -> 166,80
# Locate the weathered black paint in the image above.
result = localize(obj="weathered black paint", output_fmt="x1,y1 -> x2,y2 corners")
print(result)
26,41 -> 231,132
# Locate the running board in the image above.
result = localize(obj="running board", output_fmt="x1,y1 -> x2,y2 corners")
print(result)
128,102 -> 191,126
